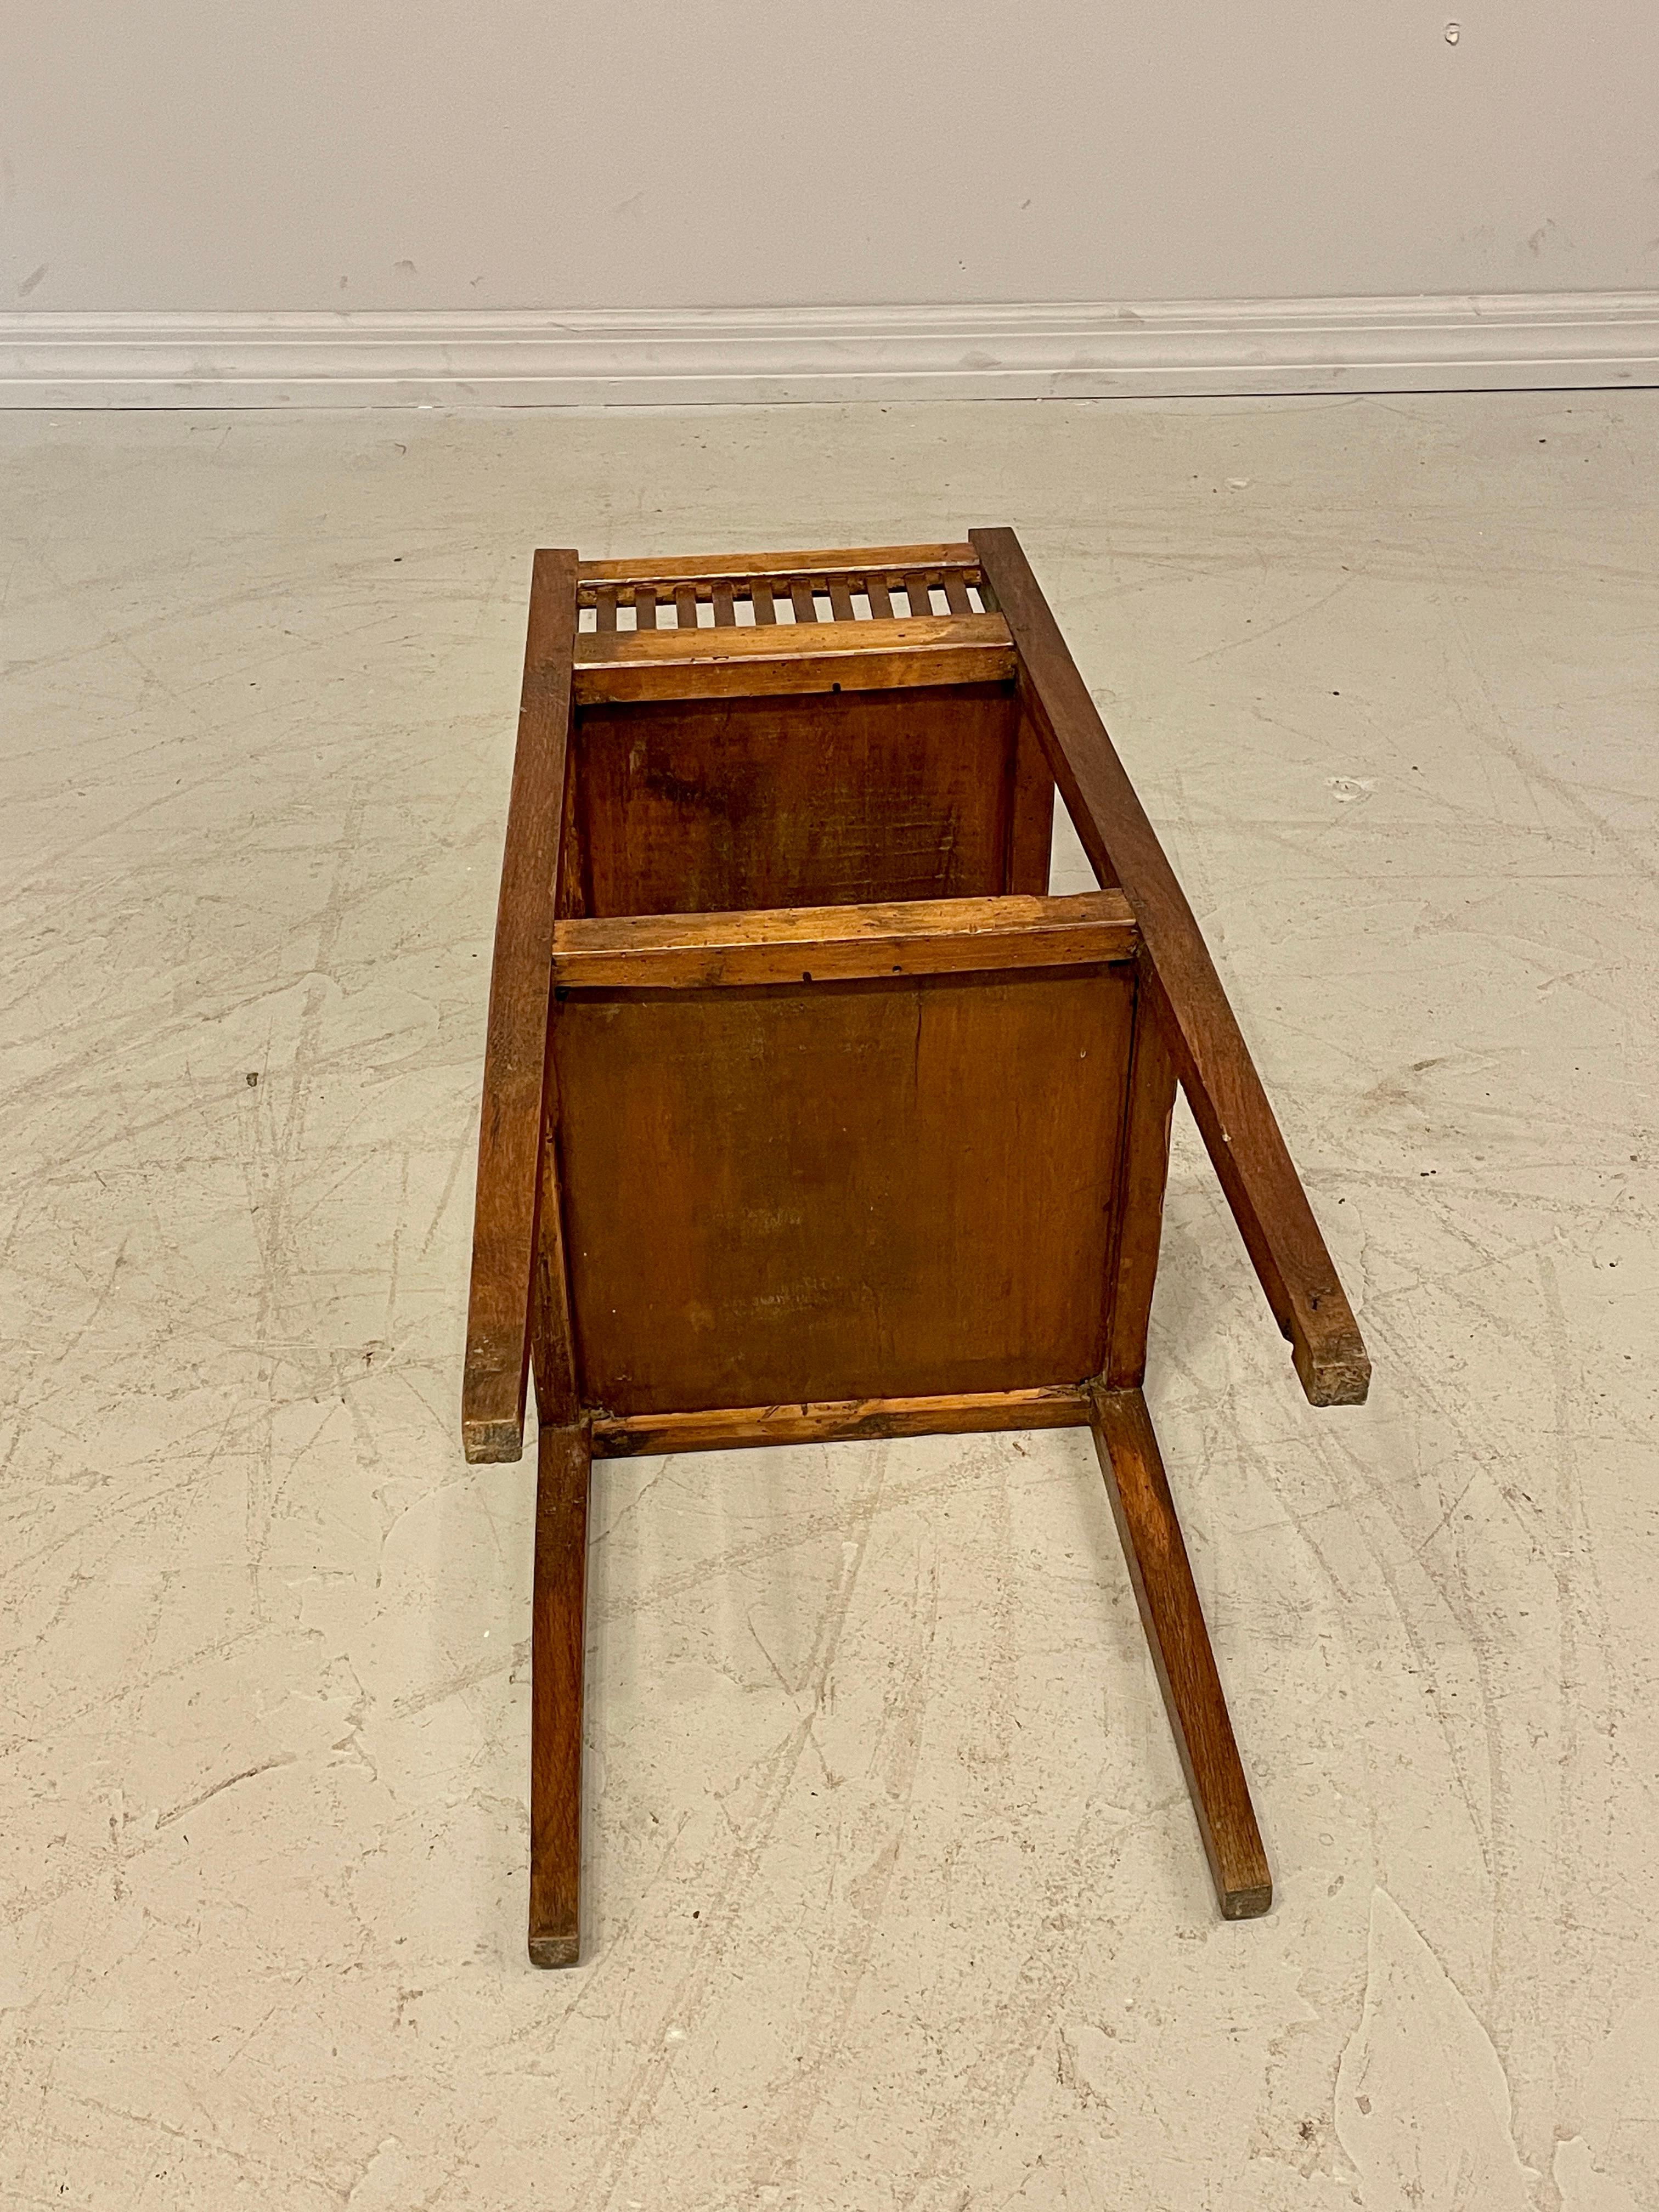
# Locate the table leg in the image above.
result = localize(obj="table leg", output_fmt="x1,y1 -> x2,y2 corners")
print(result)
1088,1385 -> 1272,1918
528,1419 -> 592,1965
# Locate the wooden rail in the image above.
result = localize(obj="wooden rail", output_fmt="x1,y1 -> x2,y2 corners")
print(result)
462,549 -> 579,1463
972,526 -> 1369,1407
592,1386 -> 1092,1458
573,612 -> 1013,704
549,890 -> 1136,991
576,540 -> 984,594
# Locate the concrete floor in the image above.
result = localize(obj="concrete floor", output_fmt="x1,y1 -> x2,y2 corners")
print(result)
1,393 -> 1655,2211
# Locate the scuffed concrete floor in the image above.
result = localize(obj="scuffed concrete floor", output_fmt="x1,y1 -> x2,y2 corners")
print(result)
1,392 -> 1655,2211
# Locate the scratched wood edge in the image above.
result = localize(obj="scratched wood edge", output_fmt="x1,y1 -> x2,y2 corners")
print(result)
970,525 -> 1369,1410
572,615 -> 1013,706
574,613 -> 1007,663
462,548 -> 579,1465
576,542 -> 981,587
590,1385 -> 1092,1457
550,939 -> 1133,993
549,890 -> 1138,990
573,647 -> 1015,706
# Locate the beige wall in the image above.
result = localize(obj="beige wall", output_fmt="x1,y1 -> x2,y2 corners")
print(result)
5,0 -> 1657,313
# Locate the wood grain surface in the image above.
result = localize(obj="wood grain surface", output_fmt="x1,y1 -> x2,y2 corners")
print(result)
528,1419 -> 592,1966
1104,992 -> 1178,1387
573,685 -> 1021,917
1089,1385 -> 1272,1918
592,1385 -> 1092,1457
1005,708 -> 1058,895
577,542 -> 981,588
549,890 -> 1136,991
573,613 -> 1013,704
555,964 -> 1135,1415
462,548 -> 578,1463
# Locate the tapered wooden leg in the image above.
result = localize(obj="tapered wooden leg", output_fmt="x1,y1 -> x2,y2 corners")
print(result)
528,1418 -> 591,1966
1088,1385 -> 1272,1918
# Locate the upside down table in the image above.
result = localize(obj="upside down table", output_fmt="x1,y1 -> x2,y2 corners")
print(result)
462,529 -> 1369,1965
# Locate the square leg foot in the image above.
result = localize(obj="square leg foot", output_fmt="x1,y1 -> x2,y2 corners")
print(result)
528,1931 -> 580,1969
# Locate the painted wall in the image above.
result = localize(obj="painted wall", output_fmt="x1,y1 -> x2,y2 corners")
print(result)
4,0 -> 1657,312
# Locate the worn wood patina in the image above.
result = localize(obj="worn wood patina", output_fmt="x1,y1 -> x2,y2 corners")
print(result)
462,534 -> 1369,1964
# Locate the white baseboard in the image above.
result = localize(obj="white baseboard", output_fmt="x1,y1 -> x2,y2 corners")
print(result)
3,294 -> 1657,408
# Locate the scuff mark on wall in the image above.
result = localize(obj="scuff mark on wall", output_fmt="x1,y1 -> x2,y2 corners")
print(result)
1521,217 -> 1574,262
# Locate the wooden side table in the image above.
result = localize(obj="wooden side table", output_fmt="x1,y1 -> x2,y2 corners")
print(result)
462,531 -> 1369,1965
